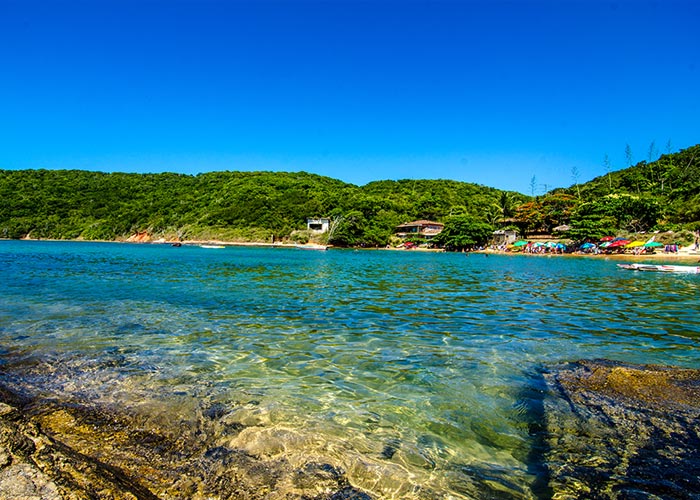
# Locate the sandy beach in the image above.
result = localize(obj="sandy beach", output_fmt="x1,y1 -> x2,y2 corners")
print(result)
13,236 -> 700,264
113,237 -> 700,263
477,247 -> 700,263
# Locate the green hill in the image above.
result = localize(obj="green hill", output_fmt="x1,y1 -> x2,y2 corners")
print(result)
1,144 -> 697,247
512,144 -> 700,242
576,144 -> 700,225
0,169 -> 522,246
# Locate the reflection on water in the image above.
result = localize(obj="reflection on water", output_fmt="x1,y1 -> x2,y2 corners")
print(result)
0,241 -> 699,498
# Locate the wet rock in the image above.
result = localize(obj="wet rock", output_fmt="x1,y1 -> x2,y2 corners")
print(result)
0,400 -> 158,499
0,463 -> 61,499
379,444 -> 396,460
327,486 -> 373,500
0,402 -> 15,417
0,381 -> 374,499
543,359 -> 700,499
205,402 -> 228,420
293,462 -> 346,496
379,439 -> 400,460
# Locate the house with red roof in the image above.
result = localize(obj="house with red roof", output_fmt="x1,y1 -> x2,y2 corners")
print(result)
395,220 -> 444,240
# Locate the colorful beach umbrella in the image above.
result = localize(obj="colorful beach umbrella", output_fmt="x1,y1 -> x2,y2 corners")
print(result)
626,241 -> 645,248
580,242 -> 596,249
608,239 -> 630,248
512,240 -> 529,247
600,236 -> 614,242
644,241 -> 664,248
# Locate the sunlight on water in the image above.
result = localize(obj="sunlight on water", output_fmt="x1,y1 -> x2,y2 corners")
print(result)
1,241 -> 699,498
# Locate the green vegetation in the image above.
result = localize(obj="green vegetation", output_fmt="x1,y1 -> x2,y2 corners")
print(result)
1,143 -> 698,248
0,169 -> 521,247
432,215 -> 494,251
511,144 -> 700,242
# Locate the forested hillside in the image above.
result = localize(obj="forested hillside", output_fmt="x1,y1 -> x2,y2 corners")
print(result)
514,144 -> 700,243
577,144 -> 700,225
0,169 -> 521,246
1,143 -> 698,248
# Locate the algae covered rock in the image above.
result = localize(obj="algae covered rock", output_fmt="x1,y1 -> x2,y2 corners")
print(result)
543,359 -> 700,499
0,382 -> 374,500
0,463 -> 61,500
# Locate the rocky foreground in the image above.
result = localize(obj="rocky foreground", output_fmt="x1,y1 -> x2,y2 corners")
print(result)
542,359 -> 700,499
0,383 -> 371,500
1,359 -> 699,499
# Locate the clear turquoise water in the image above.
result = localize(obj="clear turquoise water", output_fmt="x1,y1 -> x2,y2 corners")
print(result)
1,240 -> 698,498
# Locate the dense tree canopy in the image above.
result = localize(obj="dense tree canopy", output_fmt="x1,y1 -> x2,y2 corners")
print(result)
0,169 -> 517,246
510,144 -> 700,242
432,215 -> 493,251
1,143 -> 698,248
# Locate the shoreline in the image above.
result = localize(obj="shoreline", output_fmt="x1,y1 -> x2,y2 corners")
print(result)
475,247 -> 700,264
6,237 -> 700,263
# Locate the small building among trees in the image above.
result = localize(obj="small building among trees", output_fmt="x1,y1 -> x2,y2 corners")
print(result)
306,218 -> 330,233
395,220 -> 444,240
492,229 -> 518,246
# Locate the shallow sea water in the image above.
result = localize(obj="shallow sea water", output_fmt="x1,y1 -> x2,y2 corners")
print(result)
1,240 -> 698,498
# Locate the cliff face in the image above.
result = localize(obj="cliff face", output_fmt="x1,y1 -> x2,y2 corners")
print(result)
542,359 -> 700,499
126,231 -> 152,243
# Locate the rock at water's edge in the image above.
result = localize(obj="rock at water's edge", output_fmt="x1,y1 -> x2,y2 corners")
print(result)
543,359 -> 700,499
0,384 -> 374,500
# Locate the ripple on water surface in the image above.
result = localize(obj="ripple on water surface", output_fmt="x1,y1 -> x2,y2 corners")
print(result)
1,241 -> 699,498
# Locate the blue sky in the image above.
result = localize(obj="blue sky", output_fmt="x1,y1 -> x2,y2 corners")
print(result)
1,0 -> 698,194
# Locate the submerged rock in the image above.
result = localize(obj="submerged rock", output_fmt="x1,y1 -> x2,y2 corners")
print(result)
0,382 -> 374,500
0,463 -> 61,500
543,359 -> 700,499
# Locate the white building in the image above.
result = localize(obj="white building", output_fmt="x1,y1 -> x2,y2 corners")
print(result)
307,218 -> 330,233
492,229 -> 518,246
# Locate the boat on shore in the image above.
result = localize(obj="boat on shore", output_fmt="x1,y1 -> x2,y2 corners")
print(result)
617,263 -> 700,274
200,244 -> 226,249
295,243 -> 328,251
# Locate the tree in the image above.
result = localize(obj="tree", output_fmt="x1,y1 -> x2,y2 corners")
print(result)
603,153 -> 612,192
540,192 -> 578,231
566,193 -> 660,240
661,139 -> 673,192
2,143 -> 699,245
607,194 -> 660,232
647,140 -> 658,188
433,215 -> 493,251
625,144 -> 634,167
513,201 -> 544,236
565,213 -> 617,242
571,166 -> 581,199
327,210 -> 366,247
498,191 -> 516,218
